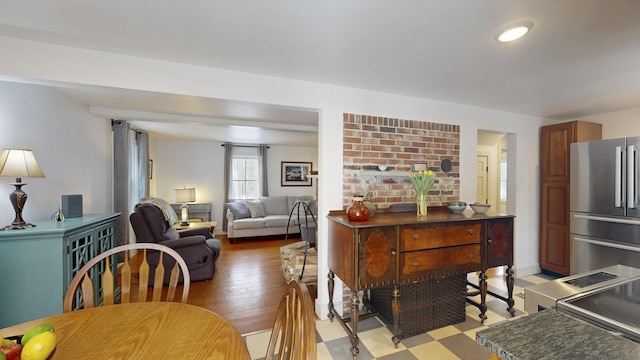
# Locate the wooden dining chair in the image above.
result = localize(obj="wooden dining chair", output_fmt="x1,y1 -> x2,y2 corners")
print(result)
266,279 -> 317,360
63,242 -> 191,312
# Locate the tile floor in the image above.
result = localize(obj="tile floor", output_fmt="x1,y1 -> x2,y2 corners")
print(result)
242,271 -> 559,359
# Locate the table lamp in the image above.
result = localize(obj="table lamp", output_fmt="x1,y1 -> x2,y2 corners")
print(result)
0,149 -> 46,230
174,187 -> 196,225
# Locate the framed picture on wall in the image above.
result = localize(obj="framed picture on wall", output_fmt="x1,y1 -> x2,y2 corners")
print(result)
413,162 -> 428,172
281,161 -> 313,186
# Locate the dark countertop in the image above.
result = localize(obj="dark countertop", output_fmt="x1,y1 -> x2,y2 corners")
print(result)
326,208 -> 514,228
476,309 -> 640,360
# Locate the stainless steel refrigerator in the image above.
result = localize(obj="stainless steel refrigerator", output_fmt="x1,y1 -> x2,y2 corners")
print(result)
570,137 -> 640,274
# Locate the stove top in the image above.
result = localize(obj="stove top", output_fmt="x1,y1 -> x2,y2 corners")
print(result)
558,277 -> 640,342
524,264 -> 640,314
563,271 -> 618,288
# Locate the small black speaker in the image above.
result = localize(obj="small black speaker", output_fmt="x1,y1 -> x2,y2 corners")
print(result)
62,195 -> 83,218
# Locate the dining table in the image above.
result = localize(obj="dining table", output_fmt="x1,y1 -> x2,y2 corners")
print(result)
0,302 -> 251,359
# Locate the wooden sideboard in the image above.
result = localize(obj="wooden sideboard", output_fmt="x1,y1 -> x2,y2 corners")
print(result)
0,213 -> 120,327
327,209 -> 514,358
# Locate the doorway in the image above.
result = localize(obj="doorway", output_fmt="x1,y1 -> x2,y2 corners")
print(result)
476,154 -> 488,204
477,130 -> 508,212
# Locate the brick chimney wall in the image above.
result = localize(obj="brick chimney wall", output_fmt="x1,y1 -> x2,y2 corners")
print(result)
342,113 -> 461,208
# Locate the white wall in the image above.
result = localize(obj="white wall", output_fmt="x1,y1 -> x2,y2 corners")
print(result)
153,139 -> 224,223
267,145 -> 318,197
151,139 -> 317,229
0,36 -> 546,319
581,107 -> 640,139
0,81 -> 112,223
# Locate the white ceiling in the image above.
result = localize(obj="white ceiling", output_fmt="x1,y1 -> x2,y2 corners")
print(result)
2,1 -> 640,145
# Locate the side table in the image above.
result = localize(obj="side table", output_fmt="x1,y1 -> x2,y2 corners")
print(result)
175,221 -> 217,234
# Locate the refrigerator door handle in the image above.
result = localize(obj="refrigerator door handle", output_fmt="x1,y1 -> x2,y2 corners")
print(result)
574,236 -> 640,253
574,213 -> 640,226
629,145 -> 637,209
616,146 -> 623,208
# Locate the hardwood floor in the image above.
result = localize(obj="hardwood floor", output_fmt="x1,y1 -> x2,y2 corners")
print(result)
186,234 -> 295,335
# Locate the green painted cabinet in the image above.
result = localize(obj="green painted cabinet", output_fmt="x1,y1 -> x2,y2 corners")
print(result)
0,213 -> 120,327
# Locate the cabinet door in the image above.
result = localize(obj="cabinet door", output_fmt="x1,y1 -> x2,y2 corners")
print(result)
484,218 -> 513,268
64,222 -> 117,310
358,227 -> 396,288
541,122 -> 574,181
540,182 -> 570,274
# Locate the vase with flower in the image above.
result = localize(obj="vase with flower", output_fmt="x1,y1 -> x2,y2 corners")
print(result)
409,169 -> 435,216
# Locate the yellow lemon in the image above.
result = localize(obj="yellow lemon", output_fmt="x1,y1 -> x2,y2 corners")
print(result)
20,331 -> 56,360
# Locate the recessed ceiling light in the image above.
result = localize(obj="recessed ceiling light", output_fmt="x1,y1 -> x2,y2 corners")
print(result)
496,21 -> 533,43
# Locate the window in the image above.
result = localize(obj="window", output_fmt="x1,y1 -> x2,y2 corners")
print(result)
231,156 -> 260,199
499,150 -> 508,202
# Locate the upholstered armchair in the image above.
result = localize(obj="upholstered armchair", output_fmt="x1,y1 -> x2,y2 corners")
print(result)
130,203 -> 221,283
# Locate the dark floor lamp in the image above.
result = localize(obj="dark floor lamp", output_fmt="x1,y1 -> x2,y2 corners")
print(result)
0,149 -> 45,230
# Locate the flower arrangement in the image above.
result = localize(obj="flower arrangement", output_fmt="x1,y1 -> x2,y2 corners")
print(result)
409,169 -> 435,196
409,169 -> 435,216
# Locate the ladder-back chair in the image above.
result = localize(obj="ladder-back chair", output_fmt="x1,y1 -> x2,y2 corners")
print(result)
63,242 -> 190,312
266,278 -> 317,360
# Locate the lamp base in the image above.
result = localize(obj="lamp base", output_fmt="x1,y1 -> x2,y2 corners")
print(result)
1,180 -> 36,231
180,203 -> 189,226
1,222 -> 36,231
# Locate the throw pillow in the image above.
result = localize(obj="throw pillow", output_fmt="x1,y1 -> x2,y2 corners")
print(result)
247,199 -> 267,218
294,199 -> 311,217
227,200 -> 251,219
308,199 -> 317,215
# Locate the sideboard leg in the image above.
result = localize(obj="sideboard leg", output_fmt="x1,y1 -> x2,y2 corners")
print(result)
479,270 -> 488,323
391,285 -> 401,348
328,271 -> 335,321
506,265 -> 515,316
350,292 -> 360,359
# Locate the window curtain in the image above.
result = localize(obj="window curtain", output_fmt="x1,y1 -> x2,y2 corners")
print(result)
222,142 -> 234,231
136,131 -> 150,198
258,144 -> 269,197
112,120 -> 130,246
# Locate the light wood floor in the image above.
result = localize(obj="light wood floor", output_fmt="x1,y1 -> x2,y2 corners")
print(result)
186,234 -> 296,335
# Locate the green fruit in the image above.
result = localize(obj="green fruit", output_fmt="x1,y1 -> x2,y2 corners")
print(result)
0,339 -> 11,346
20,324 -> 54,346
0,350 -> 6,360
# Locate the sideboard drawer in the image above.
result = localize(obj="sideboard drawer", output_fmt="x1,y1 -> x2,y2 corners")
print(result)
399,244 -> 481,281
400,222 -> 481,251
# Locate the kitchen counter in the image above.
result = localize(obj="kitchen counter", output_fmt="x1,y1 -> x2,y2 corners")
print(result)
476,309 -> 640,359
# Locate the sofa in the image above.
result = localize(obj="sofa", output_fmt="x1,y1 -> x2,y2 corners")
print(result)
226,195 -> 316,242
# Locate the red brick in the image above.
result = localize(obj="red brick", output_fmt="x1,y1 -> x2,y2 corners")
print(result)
344,137 -> 362,144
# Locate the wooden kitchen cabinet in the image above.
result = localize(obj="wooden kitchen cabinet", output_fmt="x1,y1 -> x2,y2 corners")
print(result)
327,210 -> 514,358
540,121 -> 601,275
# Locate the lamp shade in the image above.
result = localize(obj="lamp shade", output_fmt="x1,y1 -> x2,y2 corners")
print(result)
174,187 -> 196,203
0,149 -> 45,178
